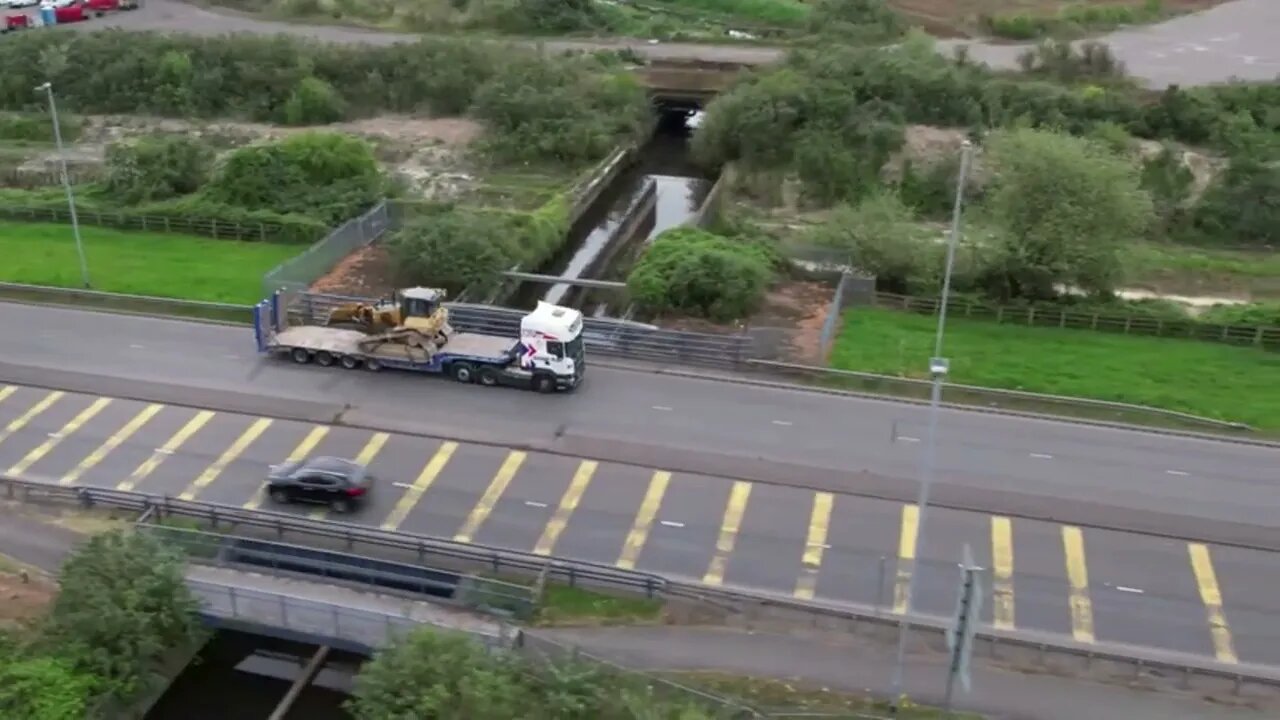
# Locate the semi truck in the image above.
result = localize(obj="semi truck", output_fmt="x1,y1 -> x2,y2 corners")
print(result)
253,289 -> 585,392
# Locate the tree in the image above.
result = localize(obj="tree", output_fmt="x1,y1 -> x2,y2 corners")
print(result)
980,127 -> 1153,300
43,530 -> 201,707
387,207 -> 523,296
803,191 -> 942,293
1188,156 -> 1280,247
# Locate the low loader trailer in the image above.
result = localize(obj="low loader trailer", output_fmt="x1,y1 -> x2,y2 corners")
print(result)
253,291 -> 585,392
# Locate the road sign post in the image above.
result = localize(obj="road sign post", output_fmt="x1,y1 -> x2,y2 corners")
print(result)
944,545 -> 984,716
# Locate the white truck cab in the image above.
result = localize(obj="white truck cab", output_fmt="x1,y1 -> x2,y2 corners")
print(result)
518,301 -> 586,385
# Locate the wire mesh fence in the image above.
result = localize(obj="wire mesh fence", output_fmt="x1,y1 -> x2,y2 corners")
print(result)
0,204 -> 296,242
261,200 -> 391,296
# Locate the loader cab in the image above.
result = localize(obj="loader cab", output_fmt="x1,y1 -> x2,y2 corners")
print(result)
398,287 -> 445,320
519,301 -> 585,382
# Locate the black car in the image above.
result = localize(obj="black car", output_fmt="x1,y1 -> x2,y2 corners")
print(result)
265,456 -> 373,513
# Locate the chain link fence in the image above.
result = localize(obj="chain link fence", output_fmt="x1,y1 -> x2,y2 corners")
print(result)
261,200 -> 391,296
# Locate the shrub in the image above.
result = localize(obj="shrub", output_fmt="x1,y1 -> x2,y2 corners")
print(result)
806,0 -> 902,42
1187,157 -> 1280,247
280,76 -> 346,125
0,112 -> 81,143
203,131 -> 386,224
627,227 -> 776,320
103,135 -> 213,204
803,191 -> 943,293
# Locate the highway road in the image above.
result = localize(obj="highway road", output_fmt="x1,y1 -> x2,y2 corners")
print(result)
1,305 -> 1277,548
0,379 -> 1276,666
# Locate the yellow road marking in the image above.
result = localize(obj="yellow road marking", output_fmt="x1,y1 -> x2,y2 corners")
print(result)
62,403 -> 163,486
118,411 -> 214,491
0,391 -> 64,448
1188,543 -> 1238,664
893,504 -> 920,614
534,460 -> 596,556
380,441 -> 457,531
1062,526 -> 1095,643
244,425 -> 330,509
616,471 -> 671,570
309,431 -> 389,518
991,516 -> 1015,630
454,450 -> 525,543
794,491 -> 834,600
703,481 -> 753,586
8,397 -> 112,477
0,386 -> 15,406
178,418 -> 272,501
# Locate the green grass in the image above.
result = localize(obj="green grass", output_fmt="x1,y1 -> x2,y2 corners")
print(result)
654,0 -> 810,26
1123,242 -> 1280,298
829,308 -> 1280,430
665,671 -> 983,719
0,221 -> 301,304
537,583 -> 666,626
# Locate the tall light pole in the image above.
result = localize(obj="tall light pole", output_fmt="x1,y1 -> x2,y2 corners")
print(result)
37,82 -> 90,289
888,139 -> 973,712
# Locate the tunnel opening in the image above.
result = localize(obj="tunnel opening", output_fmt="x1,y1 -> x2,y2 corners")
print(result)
511,98 -> 715,314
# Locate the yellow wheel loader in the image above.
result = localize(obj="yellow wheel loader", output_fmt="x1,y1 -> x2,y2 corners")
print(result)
326,287 -> 454,345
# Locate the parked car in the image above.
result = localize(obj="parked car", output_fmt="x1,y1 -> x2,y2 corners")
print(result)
265,456 -> 373,513
38,0 -> 76,8
3,0 -> 39,9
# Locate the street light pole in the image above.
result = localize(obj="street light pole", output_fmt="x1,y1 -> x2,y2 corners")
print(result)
888,139 -> 973,712
38,82 -> 90,289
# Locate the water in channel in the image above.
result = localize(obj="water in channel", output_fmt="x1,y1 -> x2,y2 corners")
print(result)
145,630 -> 360,720
519,109 -> 713,310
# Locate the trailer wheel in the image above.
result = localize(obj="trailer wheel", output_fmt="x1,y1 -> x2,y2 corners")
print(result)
365,358 -> 382,372
315,351 -> 335,367
532,373 -> 555,393
290,348 -> 311,364
340,355 -> 361,370
450,363 -> 475,384
478,367 -> 499,387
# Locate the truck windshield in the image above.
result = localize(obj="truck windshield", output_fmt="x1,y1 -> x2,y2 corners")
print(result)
565,334 -> 585,363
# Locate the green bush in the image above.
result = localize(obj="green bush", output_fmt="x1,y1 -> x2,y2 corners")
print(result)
203,131 -> 386,225
387,194 -> 570,295
627,226 -> 776,320
0,31 -> 645,166
802,191 -> 945,294
0,112 -> 81,143
1198,302 -> 1280,327
1186,156 -> 1280,247
103,135 -> 213,204
806,0 -> 902,42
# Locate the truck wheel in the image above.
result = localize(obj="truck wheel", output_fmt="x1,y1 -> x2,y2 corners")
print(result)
450,363 -> 474,384
290,348 -> 311,364
533,374 -> 555,393
340,355 -> 361,370
315,351 -> 335,367
365,358 -> 382,372
478,368 -> 499,387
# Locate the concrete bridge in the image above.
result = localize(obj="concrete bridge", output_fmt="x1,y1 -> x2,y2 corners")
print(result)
636,60 -> 749,107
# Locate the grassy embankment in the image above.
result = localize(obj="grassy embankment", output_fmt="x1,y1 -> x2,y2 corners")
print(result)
829,308 -> 1280,430
1,222 -> 300,304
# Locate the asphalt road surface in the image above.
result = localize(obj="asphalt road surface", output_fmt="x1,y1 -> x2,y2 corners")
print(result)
0,379 -> 1276,666
65,0 -> 1280,88
2,305 -> 1277,550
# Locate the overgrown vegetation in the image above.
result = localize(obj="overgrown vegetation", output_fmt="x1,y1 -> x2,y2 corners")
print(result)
830,308 -> 1280,429
350,626 -> 734,720
984,0 -> 1167,40
627,226 -> 781,320
0,530 -> 202,719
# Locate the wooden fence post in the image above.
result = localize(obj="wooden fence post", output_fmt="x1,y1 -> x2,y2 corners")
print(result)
1059,310 -> 1066,328
1124,316 -> 1132,334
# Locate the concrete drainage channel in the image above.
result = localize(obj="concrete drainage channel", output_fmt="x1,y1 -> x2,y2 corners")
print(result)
7,477 -> 1280,706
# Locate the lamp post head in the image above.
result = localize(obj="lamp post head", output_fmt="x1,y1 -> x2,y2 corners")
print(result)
35,82 -> 51,92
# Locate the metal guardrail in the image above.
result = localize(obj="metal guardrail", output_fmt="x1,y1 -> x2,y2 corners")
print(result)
188,577 -> 431,654
747,358 -> 1256,434
7,475 -> 1279,696
0,281 -> 253,323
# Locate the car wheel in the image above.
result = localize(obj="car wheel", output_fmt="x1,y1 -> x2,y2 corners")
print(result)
330,498 -> 352,514
269,488 -> 290,504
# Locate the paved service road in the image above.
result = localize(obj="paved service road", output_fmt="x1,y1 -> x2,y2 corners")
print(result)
0,381 -> 1276,666
1,305 -> 1277,549
74,0 -> 1280,87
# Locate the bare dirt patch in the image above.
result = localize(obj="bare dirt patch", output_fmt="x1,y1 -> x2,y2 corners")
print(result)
654,279 -> 835,362
889,0 -> 1230,38
0,565 -> 56,628
309,243 -> 399,296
